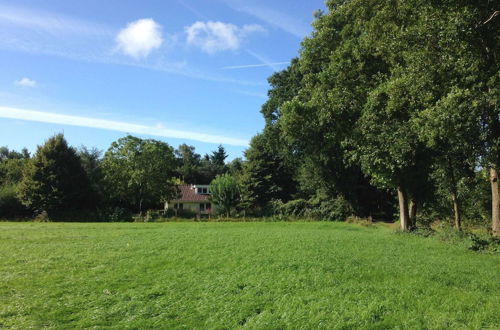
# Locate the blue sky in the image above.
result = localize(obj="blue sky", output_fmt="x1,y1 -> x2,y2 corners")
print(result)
0,0 -> 325,159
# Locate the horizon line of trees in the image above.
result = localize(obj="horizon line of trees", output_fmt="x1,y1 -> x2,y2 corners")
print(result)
0,134 -> 241,220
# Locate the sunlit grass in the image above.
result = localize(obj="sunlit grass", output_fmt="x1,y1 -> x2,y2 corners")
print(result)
1,222 -> 498,328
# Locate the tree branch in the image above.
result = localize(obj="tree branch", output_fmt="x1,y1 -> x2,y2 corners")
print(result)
483,10 -> 499,25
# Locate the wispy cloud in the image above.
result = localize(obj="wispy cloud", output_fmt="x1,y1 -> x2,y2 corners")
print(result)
186,21 -> 265,54
245,50 -> 287,71
178,0 -> 210,20
222,62 -> 289,70
0,4 -> 113,37
221,0 -> 310,38
0,106 -> 249,147
15,78 -> 37,87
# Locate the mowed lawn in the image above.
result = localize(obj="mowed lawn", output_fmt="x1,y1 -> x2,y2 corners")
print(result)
0,222 -> 498,329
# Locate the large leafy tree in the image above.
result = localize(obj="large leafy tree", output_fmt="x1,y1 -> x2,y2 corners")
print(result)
470,3 -> 499,236
102,135 -> 177,214
280,0 -> 396,220
18,134 -> 92,214
240,132 -> 296,209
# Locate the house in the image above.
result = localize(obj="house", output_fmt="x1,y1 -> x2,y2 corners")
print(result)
166,184 -> 212,216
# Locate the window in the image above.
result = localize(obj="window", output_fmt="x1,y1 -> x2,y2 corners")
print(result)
174,203 -> 183,210
200,203 -> 211,212
197,187 -> 209,194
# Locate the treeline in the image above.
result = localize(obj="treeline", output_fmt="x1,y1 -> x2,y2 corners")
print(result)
237,0 -> 498,235
0,135 -> 239,221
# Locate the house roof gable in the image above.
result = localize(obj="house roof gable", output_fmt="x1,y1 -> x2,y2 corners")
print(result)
171,184 -> 209,203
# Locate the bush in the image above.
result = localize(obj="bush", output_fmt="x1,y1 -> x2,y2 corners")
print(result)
305,195 -> 354,221
175,209 -> 198,219
280,199 -> 310,217
0,184 -> 30,218
97,207 -> 133,222
412,224 -> 500,254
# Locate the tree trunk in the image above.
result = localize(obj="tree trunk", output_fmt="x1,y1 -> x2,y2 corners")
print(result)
491,167 -> 500,236
451,192 -> 462,231
409,198 -> 417,229
397,185 -> 410,232
446,156 -> 461,231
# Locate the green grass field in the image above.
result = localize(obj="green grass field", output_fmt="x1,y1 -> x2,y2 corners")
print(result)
1,222 -> 499,329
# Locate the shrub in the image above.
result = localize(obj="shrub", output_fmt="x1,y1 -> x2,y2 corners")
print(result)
0,184 -> 30,218
280,199 -> 310,217
97,207 -> 133,222
306,195 -> 354,221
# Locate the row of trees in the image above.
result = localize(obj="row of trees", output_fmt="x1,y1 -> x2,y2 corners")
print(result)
0,135 -> 238,220
237,0 -> 499,235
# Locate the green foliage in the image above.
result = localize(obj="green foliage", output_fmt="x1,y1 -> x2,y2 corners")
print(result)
174,144 -> 229,184
97,207 -> 133,222
426,225 -> 500,254
175,144 -> 202,183
269,196 -> 354,222
0,184 -> 29,218
17,134 -> 93,215
77,146 -> 103,206
243,0 -> 499,232
210,173 -> 240,217
102,135 -> 177,214
305,195 -> 354,221
0,146 -> 29,161
1,222 -> 498,328
279,199 -> 309,217
0,158 -> 27,186
240,133 -> 296,209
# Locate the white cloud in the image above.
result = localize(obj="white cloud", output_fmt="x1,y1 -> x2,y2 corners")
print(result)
186,21 -> 265,54
115,18 -> 163,59
0,106 -> 249,147
15,78 -> 37,87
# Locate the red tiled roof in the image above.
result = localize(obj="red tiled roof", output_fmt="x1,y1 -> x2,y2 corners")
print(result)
171,184 -> 209,202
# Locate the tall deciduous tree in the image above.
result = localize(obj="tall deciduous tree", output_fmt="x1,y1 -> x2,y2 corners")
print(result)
18,134 -> 92,215
209,173 -> 240,217
102,135 -> 177,214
